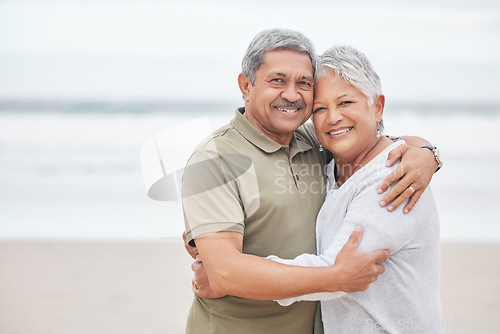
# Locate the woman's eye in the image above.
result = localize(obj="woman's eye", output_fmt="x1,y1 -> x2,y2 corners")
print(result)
313,107 -> 326,114
339,101 -> 352,106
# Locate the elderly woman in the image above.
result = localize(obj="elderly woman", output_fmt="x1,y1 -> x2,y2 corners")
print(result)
268,46 -> 442,333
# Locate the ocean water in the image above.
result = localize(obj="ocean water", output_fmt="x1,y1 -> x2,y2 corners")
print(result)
1,101 -> 499,242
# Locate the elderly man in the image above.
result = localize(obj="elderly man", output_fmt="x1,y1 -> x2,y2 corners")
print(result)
182,29 -> 439,334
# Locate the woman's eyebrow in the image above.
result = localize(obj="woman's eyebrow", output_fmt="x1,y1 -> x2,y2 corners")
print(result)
336,94 -> 353,100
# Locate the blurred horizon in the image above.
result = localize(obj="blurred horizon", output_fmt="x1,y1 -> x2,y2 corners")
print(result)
1,100 -> 499,122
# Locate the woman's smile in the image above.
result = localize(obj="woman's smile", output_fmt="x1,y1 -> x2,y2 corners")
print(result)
326,126 -> 353,137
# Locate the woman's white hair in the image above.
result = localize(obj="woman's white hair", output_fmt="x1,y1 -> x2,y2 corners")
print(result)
318,45 -> 382,106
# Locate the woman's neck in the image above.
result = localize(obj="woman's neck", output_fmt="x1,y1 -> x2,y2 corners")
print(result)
335,136 -> 393,186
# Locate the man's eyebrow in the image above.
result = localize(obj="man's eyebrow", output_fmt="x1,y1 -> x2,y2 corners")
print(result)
267,72 -> 286,77
267,73 -> 313,81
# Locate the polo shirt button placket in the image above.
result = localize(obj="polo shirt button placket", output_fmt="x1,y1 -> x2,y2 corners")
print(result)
289,162 -> 300,193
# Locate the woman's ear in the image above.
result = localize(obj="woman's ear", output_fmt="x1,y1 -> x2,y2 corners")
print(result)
373,94 -> 385,122
238,73 -> 252,102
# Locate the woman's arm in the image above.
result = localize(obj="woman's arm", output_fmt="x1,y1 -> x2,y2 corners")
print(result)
270,166 -> 426,305
266,239 -> 349,305
193,228 -> 388,300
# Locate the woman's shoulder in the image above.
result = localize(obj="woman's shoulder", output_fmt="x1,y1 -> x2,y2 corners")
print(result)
354,140 -> 406,186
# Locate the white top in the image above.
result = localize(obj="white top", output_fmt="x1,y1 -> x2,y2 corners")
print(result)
269,141 -> 443,333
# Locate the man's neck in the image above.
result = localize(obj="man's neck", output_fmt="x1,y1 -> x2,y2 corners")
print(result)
242,110 -> 294,146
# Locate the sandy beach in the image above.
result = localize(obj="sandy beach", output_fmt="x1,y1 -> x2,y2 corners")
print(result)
0,240 -> 499,334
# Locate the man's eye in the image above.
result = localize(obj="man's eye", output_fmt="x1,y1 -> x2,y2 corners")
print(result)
298,81 -> 313,89
271,78 -> 284,83
339,101 -> 352,106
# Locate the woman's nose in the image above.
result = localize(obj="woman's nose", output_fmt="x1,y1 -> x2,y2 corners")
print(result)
326,108 -> 343,124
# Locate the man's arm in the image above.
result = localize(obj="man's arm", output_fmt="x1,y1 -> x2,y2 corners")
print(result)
192,227 -> 389,300
378,136 -> 438,214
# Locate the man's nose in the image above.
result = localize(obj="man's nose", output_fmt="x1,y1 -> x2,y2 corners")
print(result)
281,84 -> 301,102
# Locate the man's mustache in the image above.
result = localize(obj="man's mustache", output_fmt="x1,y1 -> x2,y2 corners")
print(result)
272,101 -> 306,109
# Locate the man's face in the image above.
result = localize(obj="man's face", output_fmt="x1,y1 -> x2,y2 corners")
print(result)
239,50 -> 314,145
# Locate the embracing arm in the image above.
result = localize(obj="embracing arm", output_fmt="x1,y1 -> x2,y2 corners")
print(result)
270,169 -> 426,305
183,147 -> 389,300
192,228 -> 389,300
378,136 -> 439,213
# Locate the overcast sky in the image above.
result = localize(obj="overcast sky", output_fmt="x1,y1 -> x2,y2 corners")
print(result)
0,0 -> 499,103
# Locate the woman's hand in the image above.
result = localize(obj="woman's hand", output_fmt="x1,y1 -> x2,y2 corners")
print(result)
183,232 -> 226,298
377,144 -> 437,214
191,258 -> 227,298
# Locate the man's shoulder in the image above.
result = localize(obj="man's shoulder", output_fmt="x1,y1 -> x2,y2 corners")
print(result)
192,122 -> 237,152
296,121 -> 333,162
295,121 -> 319,146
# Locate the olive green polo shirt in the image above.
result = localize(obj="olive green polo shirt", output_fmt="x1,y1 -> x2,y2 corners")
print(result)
182,108 -> 328,334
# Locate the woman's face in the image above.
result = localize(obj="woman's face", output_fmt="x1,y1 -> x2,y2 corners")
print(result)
312,74 -> 384,163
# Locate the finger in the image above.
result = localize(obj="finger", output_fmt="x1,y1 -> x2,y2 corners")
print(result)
380,172 -> 410,208
192,248 -> 200,259
372,249 -> 391,263
385,145 -> 405,167
403,189 -> 422,214
374,263 -> 386,276
386,185 -> 416,212
191,260 -> 202,272
192,282 -> 201,296
345,226 -> 364,249
378,165 -> 405,196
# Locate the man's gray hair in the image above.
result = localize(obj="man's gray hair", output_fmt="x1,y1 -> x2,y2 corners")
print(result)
318,45 -> 382,106
242,29 -> 317,84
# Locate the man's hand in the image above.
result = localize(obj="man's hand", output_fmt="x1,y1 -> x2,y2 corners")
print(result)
191,258 -> 227,298
332,226 -> 390,292
377,144 -> 436,214
182,231 -> 199,260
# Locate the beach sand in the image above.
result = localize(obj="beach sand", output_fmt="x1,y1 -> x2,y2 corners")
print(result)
0,240 -> 499,334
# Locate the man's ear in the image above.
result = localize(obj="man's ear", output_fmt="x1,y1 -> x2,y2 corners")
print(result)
373,94 -> 385,122
238,73 -> 252,101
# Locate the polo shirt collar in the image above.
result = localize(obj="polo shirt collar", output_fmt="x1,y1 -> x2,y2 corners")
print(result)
231,107 -> 313,155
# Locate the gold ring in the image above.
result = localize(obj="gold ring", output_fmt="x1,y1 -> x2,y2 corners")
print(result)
193,281 -> 198,290
408,186 -> 415,193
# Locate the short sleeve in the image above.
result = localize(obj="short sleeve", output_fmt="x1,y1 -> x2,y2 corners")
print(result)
182,147 -> 245,246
